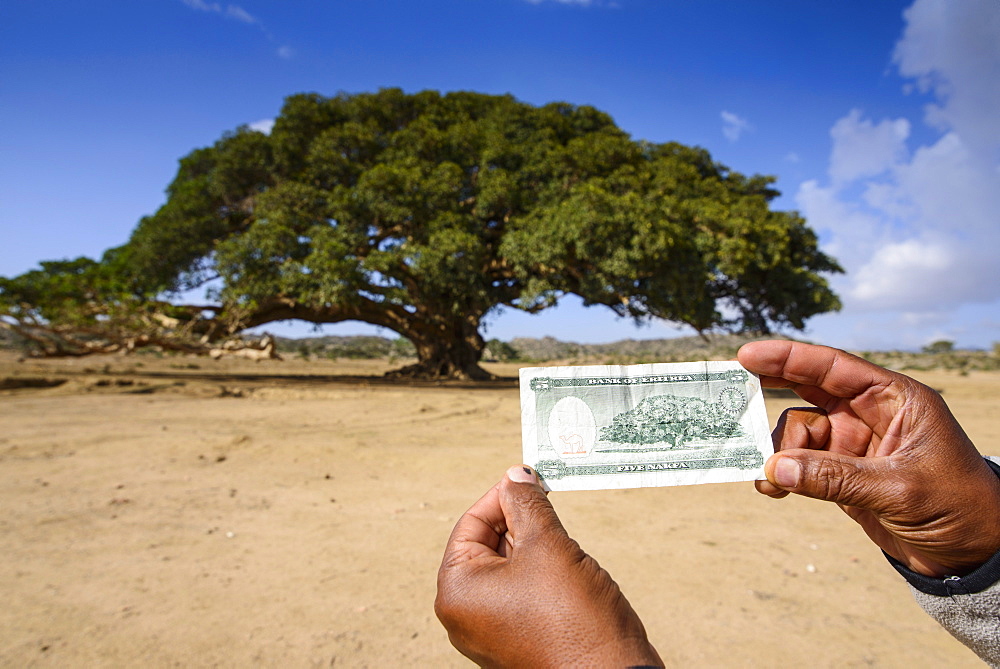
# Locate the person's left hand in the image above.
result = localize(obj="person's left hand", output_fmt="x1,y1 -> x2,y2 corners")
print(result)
435,465 -> 662,668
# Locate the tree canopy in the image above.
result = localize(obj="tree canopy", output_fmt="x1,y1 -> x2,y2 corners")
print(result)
0,89 -> 842,378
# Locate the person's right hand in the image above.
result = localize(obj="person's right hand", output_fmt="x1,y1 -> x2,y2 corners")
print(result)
738,340 -> 1000,578
435,465 -> 662,668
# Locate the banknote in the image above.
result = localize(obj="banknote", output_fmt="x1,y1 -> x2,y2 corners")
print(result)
519,361 -> 772,491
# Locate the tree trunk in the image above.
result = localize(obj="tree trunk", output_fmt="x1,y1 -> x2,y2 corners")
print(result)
388,318 -> 492,380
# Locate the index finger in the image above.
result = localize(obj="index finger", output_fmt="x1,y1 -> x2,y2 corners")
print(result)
738,340 -> 893,399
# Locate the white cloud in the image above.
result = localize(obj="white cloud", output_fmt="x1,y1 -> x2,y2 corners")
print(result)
249,119 -> 275,135
827,110 -> 909,184
180,0 -> 293,58
893,0 -> 1000,152
797,0 -> 1000,348
850,237 -> 953,309
182,0 -> 258,23
795,180 -> 885,258
720,111 -> 750,142
225,5 -> 258,24
182,0 -> 221,12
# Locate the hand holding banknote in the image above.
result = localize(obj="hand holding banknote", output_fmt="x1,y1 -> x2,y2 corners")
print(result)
435,465 -> 663,668
437,341 -> 1000,666
739,340 -> 1000,578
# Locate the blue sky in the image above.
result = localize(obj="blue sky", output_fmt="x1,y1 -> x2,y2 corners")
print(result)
2,0 -> 998,350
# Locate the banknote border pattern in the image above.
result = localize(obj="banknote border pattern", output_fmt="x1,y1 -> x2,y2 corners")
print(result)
534,446 -> 764,481
529,369 -> 749,392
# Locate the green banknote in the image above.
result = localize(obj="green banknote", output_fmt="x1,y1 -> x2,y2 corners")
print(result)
519,361 -> 772,491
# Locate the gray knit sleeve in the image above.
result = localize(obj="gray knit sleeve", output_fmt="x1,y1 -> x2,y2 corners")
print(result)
907,579 -> 1000,666
885,457 -> 1000,666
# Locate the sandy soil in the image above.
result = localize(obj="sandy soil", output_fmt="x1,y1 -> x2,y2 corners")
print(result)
1,352 -> 997,667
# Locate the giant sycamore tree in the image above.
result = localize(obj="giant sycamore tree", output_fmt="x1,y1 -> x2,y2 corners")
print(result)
0,89 -> 841,379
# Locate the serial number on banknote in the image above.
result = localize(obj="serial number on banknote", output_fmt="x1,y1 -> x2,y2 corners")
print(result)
519,361 -> 772,492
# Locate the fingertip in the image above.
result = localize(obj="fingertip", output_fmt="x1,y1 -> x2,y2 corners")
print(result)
500,464 -> 565,545
738,341 -> 795,381
755,479 -> 790,499
506,464 -> 539,485
737,339 -> 781,362
763,451 -> 795,488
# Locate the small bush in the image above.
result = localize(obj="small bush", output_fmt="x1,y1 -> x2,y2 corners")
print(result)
922,340 -> 955,354
485,339 -> 518,362
391,338 -> 416,359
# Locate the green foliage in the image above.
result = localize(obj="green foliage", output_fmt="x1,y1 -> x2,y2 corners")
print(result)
0,257 -> 101,322
296,335 -> 399,359
923,340 -> 955,354
390,337 -> 416,359
1,89 -> 841,377
0,257 -> 130,351
485,338 -> 518,362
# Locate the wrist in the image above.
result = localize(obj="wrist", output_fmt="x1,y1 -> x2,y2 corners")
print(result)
954,457 -> 1000,574
887,546 -> 1000,597
889,456 -> 1000,583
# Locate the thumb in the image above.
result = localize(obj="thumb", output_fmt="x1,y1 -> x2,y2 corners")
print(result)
766,450 -> 897,512
499,465 -> 569,547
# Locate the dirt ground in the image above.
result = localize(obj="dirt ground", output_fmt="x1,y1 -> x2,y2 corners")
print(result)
1,351 -> 997,667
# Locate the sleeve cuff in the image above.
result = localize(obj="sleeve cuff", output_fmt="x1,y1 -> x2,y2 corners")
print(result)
884,457 -> 1000,596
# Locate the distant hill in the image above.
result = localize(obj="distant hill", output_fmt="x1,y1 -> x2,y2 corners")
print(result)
273,334 -> 415,359
506,333 -> 792,363
273,332 -> 790,363
271,332 -> 998,371
6,328 -> 996,371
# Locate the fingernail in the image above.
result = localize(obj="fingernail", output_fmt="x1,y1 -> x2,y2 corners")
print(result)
773,457 -> 801,488
507,465 -> 538,484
